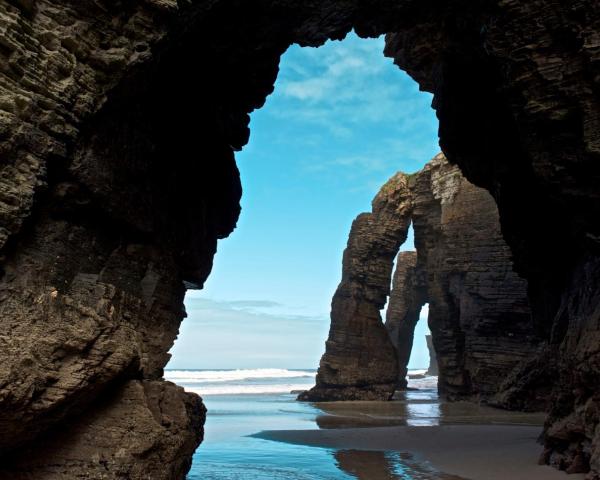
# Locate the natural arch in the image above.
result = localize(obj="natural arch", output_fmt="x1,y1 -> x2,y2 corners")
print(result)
302,154 -> 536,403
0,0 -> 598,477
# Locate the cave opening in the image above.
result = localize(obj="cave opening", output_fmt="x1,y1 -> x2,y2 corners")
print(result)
3,0 -> 597,477
163,31 -> 440,477
166,30 -> 439,378
408,303 -> 434,374
386,239 -> 437,392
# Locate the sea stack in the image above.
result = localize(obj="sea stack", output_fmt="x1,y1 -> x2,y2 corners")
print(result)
299,173 -> 413,401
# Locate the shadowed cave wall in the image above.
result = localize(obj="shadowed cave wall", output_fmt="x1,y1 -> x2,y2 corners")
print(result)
0,0 -> 599,477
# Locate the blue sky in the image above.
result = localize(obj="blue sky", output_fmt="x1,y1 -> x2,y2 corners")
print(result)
168,32 -> 439,370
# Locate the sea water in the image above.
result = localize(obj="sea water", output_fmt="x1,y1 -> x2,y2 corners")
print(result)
165,369 -> 443,479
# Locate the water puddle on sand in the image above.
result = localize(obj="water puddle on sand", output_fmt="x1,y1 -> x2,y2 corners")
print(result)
334,450 -> 466,480
187,383 -> 547,479
313,389 -> 546,429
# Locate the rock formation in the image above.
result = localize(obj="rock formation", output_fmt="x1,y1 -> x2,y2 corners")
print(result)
1,0 -> 599,476
299,173 -> 412,401
0,380 -> 205,479
307,154 -> 538,403
390,155 -> 538,402
426,335 -> 438,376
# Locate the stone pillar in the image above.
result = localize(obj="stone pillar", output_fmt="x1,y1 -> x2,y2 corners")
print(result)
299,173 -> 413,401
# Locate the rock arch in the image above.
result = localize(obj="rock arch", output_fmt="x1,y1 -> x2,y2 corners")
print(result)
302,154 -> 537,403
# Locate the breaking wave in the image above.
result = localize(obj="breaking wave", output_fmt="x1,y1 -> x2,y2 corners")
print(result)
184,384 -> 314,396
165,368 -> 315,384
164,368 -> 436,396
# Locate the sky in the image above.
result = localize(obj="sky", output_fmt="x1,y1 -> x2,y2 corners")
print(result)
168,32 -> 440,370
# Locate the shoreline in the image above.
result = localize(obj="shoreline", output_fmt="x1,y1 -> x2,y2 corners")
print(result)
254,424 -> 585,480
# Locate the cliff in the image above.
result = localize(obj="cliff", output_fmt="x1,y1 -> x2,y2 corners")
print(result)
408,155 -> 537,402
0,0 -> 598,476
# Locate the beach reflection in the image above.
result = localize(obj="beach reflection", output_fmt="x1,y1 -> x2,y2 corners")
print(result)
333,450 -> 466,480
314,389 -> 441,429
313,388 -> 546,430
334,450 -> 399,480
316,387 -> 546,480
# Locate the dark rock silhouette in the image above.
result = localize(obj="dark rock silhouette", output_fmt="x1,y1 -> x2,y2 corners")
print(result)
0,0 -> 599,476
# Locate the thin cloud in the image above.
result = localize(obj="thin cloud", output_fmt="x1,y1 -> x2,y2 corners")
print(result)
221,299 -> 282,309
184,296 -> 326,326
169,295 -> 331,368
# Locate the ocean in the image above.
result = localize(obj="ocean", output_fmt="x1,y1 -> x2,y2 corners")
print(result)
165,368 -> 441,479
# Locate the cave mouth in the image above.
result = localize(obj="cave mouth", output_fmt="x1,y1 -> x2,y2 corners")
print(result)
166,31 -> 439,379
388,295 -> 439,391
159,30 -> 440,478
385,239 -> 438,392
2,1 -> 598,478
383,222 -> 439,392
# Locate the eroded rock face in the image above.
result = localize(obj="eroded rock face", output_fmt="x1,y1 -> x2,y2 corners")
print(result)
299,174 -> 412,401
0,0 -> 242,475
313,155 -> 538,404
0,380 -> 205,480
401,155 -> 538,402
1,0 -> 599,476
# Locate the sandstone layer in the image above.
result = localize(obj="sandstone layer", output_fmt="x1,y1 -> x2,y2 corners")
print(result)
1,0 -> 599,476
397,155 -> 537,402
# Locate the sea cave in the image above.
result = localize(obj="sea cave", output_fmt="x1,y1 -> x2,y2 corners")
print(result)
0,0 -> 599,478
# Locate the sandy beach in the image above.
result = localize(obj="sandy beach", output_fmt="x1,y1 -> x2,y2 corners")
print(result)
256,424 -> 585,480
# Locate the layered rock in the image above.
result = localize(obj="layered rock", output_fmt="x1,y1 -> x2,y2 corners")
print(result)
299,174 -> 412,401
1,0 -> 599,476
0,0 -> 243,475
0,380 -> 205,480
310,154 -> 538,403
404,155 -> 537,402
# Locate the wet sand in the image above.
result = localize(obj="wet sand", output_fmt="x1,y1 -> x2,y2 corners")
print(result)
256,424 -> 584,480
253,393 -> 584,480
313,397 -> 548,429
